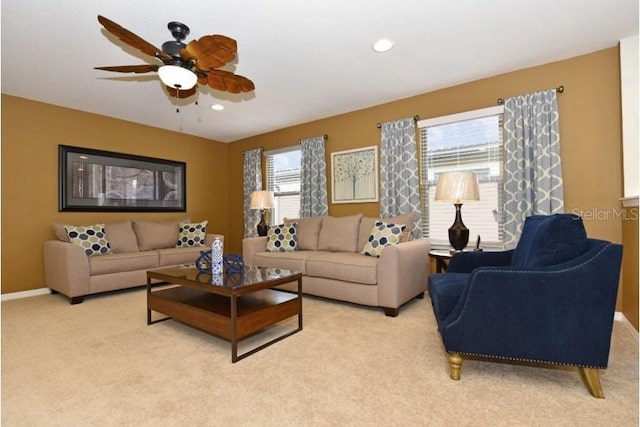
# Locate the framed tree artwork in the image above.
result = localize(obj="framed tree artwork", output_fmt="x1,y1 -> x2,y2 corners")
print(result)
331,145 -> 379,204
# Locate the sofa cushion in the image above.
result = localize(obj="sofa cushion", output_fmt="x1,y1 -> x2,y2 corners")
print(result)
53,223 -> 71,242
266,223 -> 298,252
317,214 -> 363,253
133,220 -> 181,251
176,220 -> 208,248
357,211 -> 415,252
284,216 -> 323,250
306,252 -> 378,285
105,220 -> 140,253
56,221 -> 139,253
157,246 -> 206,267
65,224 -> 113,257
510,214 -> 588,268
89,251 -> 159,275
358,217 -> 377,251
386,211 -> 415,241
361,221 -> 406,257
253,251 -> 319,274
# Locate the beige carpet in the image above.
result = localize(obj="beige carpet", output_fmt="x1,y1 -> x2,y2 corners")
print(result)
2,288 -> 638,426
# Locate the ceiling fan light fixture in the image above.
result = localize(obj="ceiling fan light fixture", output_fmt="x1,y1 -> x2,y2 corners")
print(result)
158,65 -> 197,90
95,16 -> 254,100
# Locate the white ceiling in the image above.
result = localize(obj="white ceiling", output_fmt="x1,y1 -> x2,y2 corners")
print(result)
2,0 -> 638,143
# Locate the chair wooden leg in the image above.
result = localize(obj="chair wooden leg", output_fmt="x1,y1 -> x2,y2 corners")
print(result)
448,353 -> 462,380
579,367 -> 604,398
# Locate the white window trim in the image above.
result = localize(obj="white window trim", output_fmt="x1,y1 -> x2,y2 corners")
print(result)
263,146 -> 300,157
418,105 -> 504,128
264,145 -> 302,225
418,104 -> 505,250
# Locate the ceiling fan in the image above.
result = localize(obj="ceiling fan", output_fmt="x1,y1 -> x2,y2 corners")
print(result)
94,15 -> 255,100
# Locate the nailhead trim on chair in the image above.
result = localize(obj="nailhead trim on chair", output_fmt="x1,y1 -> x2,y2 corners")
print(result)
447,351 -> 606,370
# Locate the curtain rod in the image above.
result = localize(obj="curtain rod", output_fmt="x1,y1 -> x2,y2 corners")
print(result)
298,134 -> 329,144
497,85 -> 564,105
376,115 -> 419,129
242,146 -> 264,154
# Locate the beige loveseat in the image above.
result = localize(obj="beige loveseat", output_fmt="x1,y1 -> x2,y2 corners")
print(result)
43,219 -> 221,304
243,213 -> 430,317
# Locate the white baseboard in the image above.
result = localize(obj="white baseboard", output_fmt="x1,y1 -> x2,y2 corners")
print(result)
1,287 -> 51,301
615,312 -> 639,341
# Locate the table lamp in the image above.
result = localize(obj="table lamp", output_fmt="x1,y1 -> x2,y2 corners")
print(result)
250,190 -> 275,236
435,172 -> 479,251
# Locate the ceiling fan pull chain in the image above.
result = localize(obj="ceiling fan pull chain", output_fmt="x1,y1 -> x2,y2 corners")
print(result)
195,86 -> 199,106
175,88 -> 180,113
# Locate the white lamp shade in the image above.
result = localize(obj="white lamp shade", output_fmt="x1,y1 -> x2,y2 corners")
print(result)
435,172 -> 480,203
158,65 -> 197,90
250,191 -> 275,209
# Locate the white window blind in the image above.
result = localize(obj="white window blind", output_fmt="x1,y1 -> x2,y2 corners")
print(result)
265,147 -> 302,224
418,106 -> 505,248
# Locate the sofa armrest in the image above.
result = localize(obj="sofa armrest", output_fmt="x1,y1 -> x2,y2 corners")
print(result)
377,238 -> 431,309
43,240 -> 90,299
242,237 -> 268,266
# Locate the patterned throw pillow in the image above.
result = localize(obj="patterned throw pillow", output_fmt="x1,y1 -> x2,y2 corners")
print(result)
361,221 -> 406,257
65,224 -> 112,257
176,220 -> 208,248
265,223 -> 298,252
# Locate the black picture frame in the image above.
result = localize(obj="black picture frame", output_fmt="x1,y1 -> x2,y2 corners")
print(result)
58,145 -> 186,212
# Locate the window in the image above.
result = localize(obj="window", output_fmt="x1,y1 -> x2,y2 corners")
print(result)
265,147 -> 302,224
418,106 -> 505,248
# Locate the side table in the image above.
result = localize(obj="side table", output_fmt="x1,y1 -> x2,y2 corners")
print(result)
429,250 -> 453,273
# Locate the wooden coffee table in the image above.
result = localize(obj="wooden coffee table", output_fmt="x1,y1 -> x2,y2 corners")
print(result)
146,265 -> 302,362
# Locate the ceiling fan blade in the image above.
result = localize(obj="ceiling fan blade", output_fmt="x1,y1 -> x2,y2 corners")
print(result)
165,85 -> 197,99
94,65 -> 160,73
205,70 -> 255,94
97,15 -> 172,61
181,35 -> 237,71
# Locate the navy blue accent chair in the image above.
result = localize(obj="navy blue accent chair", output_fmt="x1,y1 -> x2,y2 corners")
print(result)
427,214 -> 623,398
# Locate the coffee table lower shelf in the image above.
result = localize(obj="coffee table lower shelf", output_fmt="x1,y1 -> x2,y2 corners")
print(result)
148,286 -> 302,362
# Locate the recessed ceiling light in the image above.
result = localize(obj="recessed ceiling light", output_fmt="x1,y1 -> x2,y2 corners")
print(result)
211,104 -> 224,111
372,38 -> 394,53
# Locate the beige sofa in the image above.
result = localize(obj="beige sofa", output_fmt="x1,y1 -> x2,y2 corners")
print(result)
43,219 -> 221,304
243,213 -> 430,317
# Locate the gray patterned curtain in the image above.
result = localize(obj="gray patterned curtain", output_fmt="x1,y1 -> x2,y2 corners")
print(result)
503,89 -> 564,248
379,117 -> 422,239
243,148 -> 263,237
300,135 -> 328,217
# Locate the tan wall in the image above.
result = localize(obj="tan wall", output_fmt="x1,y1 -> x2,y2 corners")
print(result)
229,47 -> 624,246
228,47 -> 635,316
621,208 -> 639,330
1,95 -> 229,294
2,47 -> 636,327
